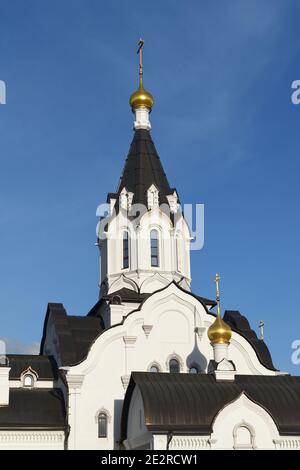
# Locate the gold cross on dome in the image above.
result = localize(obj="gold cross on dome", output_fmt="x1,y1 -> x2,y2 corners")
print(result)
137,38 -> 144,79
215,273 -> 220,297
215,273 -> 221,317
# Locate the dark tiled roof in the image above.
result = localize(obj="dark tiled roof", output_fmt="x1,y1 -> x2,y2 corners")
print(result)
122,372 -> 300,439
88,289 -> 150,314
0,388 -> 66,429
103,288 -> 150,303
40,303 -> 104,366
6,355 -> 58,380
223,310 -> 277,371
59,316 -> 104,365
115,129 -> 174,207
88,286 -> 216,318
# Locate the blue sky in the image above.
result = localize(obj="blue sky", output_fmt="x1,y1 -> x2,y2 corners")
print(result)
0,0 -> 299,373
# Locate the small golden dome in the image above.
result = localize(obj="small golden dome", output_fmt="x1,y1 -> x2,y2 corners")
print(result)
130,79 -> 154,112
207,314 -> 232,344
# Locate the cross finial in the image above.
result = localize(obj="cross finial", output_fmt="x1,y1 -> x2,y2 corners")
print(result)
215,273 -> 221,317
259,320 -> 265,340
137,38 -> 145,83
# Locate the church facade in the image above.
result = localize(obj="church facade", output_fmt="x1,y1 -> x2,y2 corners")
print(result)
1,47 -> 300,450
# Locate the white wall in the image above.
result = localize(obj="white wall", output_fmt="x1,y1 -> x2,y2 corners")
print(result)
125,387 -> 152,450
62,283 -> 278,450
211,393 -> 279,449
99,203 -> 191,295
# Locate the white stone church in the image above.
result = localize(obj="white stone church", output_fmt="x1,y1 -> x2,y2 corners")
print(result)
1,48 -> 300,451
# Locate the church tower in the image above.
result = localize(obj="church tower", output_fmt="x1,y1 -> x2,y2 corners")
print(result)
97,40 -> 191,308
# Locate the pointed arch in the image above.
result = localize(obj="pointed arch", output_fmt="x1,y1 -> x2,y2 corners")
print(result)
148,361 -> 162,373
166,353 -> 183,373
109,274 -> 139,294
140,272 -> 169,293
211,392 -> 279,449
20,367 -> 38,388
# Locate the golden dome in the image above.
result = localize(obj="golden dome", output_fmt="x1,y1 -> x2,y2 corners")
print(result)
207,314 -> 232,344
130,79 -> 154,112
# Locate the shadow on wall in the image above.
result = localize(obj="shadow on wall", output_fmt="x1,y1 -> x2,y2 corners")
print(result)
114,399 -> 123,449
186,331 -> 208,372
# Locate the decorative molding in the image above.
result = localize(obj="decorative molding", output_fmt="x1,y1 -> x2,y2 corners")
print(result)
233,420 -> 256,450
134,106 -> 151,131
123,336 -> 137,347
147,184 -> 159,210
20,367 -> 39,388
120,187 -> 134,211
8,380 -> 55,389
169,436 -> 211,450
147,361 -> 162,372
94,407 -> 111,424
208,438 -> 217,448
121,375 -> 130,390
166,191 -> 179,214
140,272 -> 170,293
195,326 -> 206,341
109,196 -> 117,214
64,373 -> 85,390
0,431 -> 64,444
273,438 -> 300,449
20,366 -> 39,380
214,369 -> 236,381
108,274 -> 139,295
213,358 -> 236,382
165,352 -> 184,372
142,325 -> 153,338
230,336 -> 275,376
212,392 -> 280,445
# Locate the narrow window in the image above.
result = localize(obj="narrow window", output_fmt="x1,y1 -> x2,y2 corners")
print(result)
123,231 -> 129,269
150,230 -> 159,267
169,358 -> 180,373
150,365 -> 159,373
98,413 -> 108,438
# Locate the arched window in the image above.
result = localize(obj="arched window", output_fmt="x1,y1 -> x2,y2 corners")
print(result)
169,358 -> 180,373
98,412 -> 108,438
150,365 -> 159,373
150,229 -> 159,267
123,231 -> 129,269
21,368 -> 37,388
23,374 -> 34,388
236,426 -> 252,445
189,366 -> 198,374
233,422 -> 256,449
